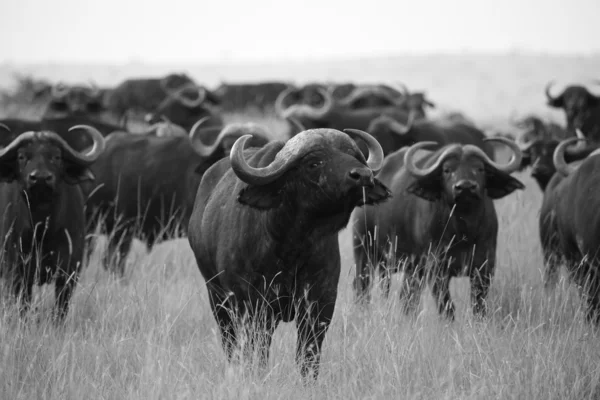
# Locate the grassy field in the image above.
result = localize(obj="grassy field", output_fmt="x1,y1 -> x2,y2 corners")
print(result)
1,54 -> 600,399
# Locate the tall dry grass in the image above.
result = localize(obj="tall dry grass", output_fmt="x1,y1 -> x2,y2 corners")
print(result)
0,59 -> 599,399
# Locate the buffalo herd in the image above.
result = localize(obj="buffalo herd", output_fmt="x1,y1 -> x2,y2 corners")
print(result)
0,73 -> 599,380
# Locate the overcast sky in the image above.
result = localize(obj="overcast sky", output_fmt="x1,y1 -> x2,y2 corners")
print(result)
1,0 -> 599,64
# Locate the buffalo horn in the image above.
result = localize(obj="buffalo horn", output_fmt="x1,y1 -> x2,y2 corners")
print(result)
0,125 -> 105,165
404,141 -> 457,178
553,137 -> 585,176
51,82 -> 70,99
343,129 -> 385,173
463,137 -> 523,173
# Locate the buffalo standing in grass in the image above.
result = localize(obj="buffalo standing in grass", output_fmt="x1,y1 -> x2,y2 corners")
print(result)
0,124 -> 106,320
538,137 -> 600,322
85,121 -> 270,275
353,138 -> 524,319
188,128 -> 390,380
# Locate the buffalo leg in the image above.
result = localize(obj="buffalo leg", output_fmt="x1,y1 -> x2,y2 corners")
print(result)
399,264 -> 424,315
295,296 -> 335,381
244,311 -> 279,370
580,262 -> 600,324
105,229 -> 133,276
470,257 -> 495,319
54,271 -> 79,322
353,244 -> 373,304
379,261 -> 392,299
431,274 -> 455,320
12,275 -> 33,317
208,290 -> 239,362
542,250 -> 560,292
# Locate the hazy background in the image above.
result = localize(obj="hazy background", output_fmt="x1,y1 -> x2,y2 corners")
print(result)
0,0 -> 599,124
2,0 -> 599,63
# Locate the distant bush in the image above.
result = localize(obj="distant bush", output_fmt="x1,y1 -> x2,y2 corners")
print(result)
0,74 -> 52,119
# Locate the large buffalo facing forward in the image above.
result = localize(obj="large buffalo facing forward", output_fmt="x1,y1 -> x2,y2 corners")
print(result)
188,128 -> 390,380
0,124 -> 106,320
85,122 -> 270,275
353,138 -> 524,318
537,138 -> 600,323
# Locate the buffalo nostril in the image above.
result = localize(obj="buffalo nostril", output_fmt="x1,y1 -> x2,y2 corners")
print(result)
454,181 -> 478,191
348,168 -> 374,185
29,172 -> 53,185
349,171 -> 361,180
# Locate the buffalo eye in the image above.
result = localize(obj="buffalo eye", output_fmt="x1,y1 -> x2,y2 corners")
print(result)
17,153 -> 27,163
443,168 -> 451,174
52,155 -> 62,163
309,160 -> 324,170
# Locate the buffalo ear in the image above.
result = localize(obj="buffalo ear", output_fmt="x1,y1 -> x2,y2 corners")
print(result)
406,173 -> 442,202
0,161 -> 18,183
547,95 -> 564,109
194,162 -> 210,176
518,151 -> 532,171
63,162 -> 96,185
238,184 -> 283,210
205,90 -> 221,106
485,167 -> 525,199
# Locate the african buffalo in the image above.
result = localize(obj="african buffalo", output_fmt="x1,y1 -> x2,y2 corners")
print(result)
516,128 -> 598,190
187,128 -> 390,379
213,81 -> 292,111
538,137 -> 600,323
0,117 -> 124,151
352,138 -> 524,319
545,80 -> 600,141
366,114 -> 495,157
41,82 -> 107,120
103,73 -> 206,120
276,87 -> 412,134
144,83 -> 223,131
85,121 -> 271,275
0,124 -> 105,320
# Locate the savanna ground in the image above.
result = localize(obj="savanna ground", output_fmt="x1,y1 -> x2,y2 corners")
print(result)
0,53 -> 600,399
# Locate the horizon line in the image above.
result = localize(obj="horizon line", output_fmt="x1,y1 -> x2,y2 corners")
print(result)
2,49 -> 600,68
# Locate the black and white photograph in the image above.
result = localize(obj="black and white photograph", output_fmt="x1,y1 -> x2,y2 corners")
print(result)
0,0 -> 599,398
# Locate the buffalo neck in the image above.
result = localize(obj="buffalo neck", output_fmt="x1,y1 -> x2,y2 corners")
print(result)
265,193 -> 353,265
432,196 -> 487,244
18,183 -> 68,236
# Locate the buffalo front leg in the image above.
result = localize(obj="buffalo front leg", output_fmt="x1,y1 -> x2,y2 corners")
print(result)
295,296 -> 336,381
105,228 -> 133,277
243,310 -> 279,370
12,273 -> 33,317
470,255 -> 495,319
208,289 -> 239,362
542,249 -> 561,292
54,270 -> 79,322
398,263 -> 424,315
353,243 -> 374,304
430,273 -> 455,320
